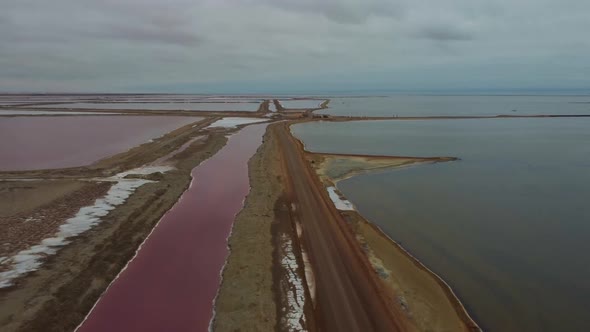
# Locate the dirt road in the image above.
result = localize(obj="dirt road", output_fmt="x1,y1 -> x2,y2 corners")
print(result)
276,123 -> 410,331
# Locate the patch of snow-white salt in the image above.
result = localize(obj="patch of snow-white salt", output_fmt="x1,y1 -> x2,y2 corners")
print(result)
114,166 -> 174,178
326,187 -> 355,211
149,136 -> 205,166
0,166 -> 172,288
281,234 -> 307,331
206,117 -> 268,129
300,249 -> 316,304
268,101 -> 277,112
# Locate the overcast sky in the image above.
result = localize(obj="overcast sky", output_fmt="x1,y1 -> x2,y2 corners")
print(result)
1,0 -> 589,93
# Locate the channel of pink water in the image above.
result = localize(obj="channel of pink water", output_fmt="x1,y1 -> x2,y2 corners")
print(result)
77,123 -> 268,332
0,116 -> 201,171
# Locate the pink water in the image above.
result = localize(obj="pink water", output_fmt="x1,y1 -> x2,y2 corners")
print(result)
77,123 -> 268,332
34,102 -> 259,111
0,116 -> 201,171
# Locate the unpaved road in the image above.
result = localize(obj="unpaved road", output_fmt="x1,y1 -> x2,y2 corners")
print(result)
276,122 -> 410,331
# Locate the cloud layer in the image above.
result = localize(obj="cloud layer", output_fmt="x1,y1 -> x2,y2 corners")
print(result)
0,0 -> 589,92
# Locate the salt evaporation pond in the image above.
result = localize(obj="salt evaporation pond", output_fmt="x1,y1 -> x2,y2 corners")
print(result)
292,118 -> 590,332
279,99 -> 324,109
99,95 -> 264,103
317,95 -> 590,117
0,102 -> 36,106
207,117 -> 268,128
0,97 -> 107,104
78,123 -> 268,332
0,110 -> 118,115
31,102 -> 260,112
201,97 -> 265,102
0,116 -> 201,171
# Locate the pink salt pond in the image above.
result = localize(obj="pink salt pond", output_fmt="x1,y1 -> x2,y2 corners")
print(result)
0,116 -> 202,171
77,123 -> 268,332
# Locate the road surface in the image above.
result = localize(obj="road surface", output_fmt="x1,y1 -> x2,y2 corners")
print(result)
275,123 -> 409,331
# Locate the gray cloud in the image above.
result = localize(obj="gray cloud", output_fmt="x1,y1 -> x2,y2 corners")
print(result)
0,0 -> 589,92
260,0 -> 404,24
96,24 -> 202,46
413,24 -> 473,41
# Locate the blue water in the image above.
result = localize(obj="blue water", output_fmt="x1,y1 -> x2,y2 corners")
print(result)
292,117 -> 590,332
318,95 -> 590,117
279,99 -> 324,109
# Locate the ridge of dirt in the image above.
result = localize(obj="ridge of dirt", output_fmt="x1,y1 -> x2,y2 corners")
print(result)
212,124 -> 281,331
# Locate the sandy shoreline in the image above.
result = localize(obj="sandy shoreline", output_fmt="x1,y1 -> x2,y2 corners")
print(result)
313,154 -> 480,331
351,211 -> 481,331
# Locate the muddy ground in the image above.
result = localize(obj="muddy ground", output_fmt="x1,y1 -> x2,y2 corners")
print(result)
343,211 -> 480,332
0,180 -> 87,217
305,153 -> 456,184
0,181 -> 111,260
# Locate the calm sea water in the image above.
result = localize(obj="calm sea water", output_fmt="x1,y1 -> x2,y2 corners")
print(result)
292,117 -> 590,332
318,95 -> 590,117
279,99 -> 325,109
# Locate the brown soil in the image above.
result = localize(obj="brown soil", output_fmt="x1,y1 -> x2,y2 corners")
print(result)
348,211 -> 480,332
258,99 -> 270,113
0,181 -> 111,260
213,123 -> 329,332
273,99 -> 284,112
0,126 -> 229,331
0,181 -> 86,218
306,153 -> 457,184
276,122 -> 413,331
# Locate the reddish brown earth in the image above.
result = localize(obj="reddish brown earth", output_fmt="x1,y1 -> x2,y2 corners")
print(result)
275,122 -> 413,331
77,123 -> 268,332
